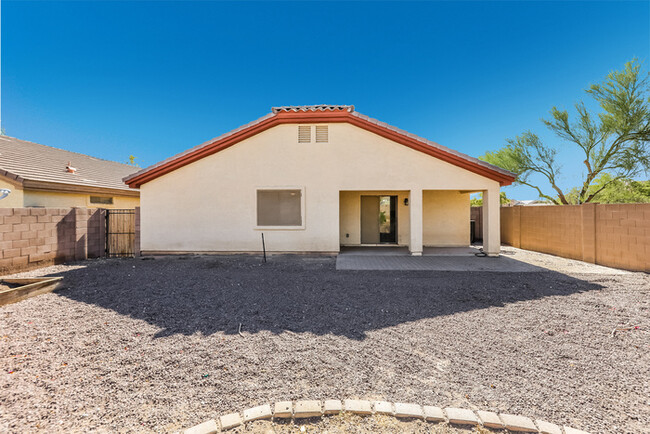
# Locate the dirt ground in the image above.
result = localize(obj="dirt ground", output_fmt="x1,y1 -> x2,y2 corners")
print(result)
1,254 -> 648,433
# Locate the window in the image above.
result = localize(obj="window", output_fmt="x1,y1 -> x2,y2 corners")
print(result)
90,196 -> 114,205
315,125 -> 328,143
257,189 -> 302,226
298,125 -> 311,143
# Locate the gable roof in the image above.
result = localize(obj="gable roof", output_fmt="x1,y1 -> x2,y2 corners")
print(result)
0,135 -> 139,195
124,105 -> 516,188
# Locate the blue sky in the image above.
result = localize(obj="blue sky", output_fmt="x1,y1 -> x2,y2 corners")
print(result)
2,1 -> 648,199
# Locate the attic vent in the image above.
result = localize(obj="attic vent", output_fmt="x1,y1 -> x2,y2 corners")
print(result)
315,125 -> 328,143
298,125 -> 311,143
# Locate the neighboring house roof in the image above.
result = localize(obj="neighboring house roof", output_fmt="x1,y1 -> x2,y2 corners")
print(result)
508,200 -> 551,206
0,135 -> 139,195
124,105 -> 517,188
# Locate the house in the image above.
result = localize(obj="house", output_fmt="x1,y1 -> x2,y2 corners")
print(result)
507,199 -> 551,206
124,105 -> 515,256
0,136 -> 140,208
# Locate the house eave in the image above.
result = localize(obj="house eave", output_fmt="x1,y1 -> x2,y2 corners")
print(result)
22,180 -> 140,197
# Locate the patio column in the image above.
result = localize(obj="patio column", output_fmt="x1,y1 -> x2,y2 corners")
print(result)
482,187 -> 501,256
409,188 -> 423,256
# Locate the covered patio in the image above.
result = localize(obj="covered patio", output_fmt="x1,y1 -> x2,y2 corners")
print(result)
339,188 -> 501,256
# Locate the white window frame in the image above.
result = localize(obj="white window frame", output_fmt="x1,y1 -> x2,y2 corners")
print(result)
254,186 -> 306,230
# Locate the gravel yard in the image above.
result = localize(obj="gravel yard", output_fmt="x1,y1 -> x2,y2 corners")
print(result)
1,254 -> 648,433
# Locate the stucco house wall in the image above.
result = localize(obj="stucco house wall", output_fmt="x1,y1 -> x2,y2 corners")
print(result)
423,190 -> 470,246
140,122 -> 500,253
0,178 -> 140,209
0,178 -> 24,208
22,190 -> 140,209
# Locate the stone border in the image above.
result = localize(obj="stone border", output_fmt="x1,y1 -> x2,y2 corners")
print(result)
182,399 -> 590,434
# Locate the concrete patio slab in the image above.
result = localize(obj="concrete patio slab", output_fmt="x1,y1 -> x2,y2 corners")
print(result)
339,246 -> 481,256
336,245 -> 630,273
336,254 -> 544,272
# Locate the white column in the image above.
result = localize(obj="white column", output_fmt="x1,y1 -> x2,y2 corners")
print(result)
409,188 -> 423,256
482,187 -> 501,256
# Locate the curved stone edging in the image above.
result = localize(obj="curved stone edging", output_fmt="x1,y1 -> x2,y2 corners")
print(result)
183,399 -> 590,434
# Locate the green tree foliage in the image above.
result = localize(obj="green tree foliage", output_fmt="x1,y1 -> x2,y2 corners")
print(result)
565,173 -> 650,204
480,59 -> 650,204
470,191 -> 511,207
126,155 -> 139,167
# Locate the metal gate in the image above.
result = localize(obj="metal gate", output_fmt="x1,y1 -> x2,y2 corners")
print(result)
106,209 -> 136,257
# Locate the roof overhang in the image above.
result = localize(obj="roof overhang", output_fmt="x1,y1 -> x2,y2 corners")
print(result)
23,180 -> 140,197
124,108 -> 516,188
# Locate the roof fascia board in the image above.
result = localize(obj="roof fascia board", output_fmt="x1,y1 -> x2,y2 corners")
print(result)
0,171 -> 25,187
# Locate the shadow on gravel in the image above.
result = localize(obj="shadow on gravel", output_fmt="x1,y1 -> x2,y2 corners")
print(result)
52,255 -> 605,340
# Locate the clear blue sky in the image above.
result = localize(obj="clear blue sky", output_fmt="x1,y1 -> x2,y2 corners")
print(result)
2,1 -> 648,199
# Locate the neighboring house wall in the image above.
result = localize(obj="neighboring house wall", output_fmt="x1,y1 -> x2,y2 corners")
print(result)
140,123 -> 500,253
0,174 -> 139,208
23,190 -> 140,209
0,179 -> 24,208
423,190 -> 470,246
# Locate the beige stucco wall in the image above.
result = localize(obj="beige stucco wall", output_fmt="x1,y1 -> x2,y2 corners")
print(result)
423,190 -> 470,246
23,191 -> 140,208
0,178 -> 25,208
0,185 -> 139,209
140,122 -> 500,253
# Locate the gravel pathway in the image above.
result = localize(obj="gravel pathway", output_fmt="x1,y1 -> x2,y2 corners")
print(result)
1,255 -> 648,433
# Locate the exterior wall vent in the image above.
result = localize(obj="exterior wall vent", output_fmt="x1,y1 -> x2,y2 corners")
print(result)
298,125 -> 311,143
315,125 -> 328,143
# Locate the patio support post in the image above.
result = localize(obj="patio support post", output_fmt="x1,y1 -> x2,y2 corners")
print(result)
409,188 -> 423,256
482,187 -> 501,256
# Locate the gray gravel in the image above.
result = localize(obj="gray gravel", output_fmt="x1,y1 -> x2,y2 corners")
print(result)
241,413 -> 478,433
1,255 -> 648,433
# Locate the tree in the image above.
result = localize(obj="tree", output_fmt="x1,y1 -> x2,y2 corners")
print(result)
565,173 -> 650,204
480,59 -> 650,204
470,191 -> 511,207
126,155 -> 139,167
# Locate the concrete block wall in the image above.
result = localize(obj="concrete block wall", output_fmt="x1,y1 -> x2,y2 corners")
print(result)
0,207 -> 106,275
595,203 -> 650,272
520,205 -> 583,261
500,203 -> 650,272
